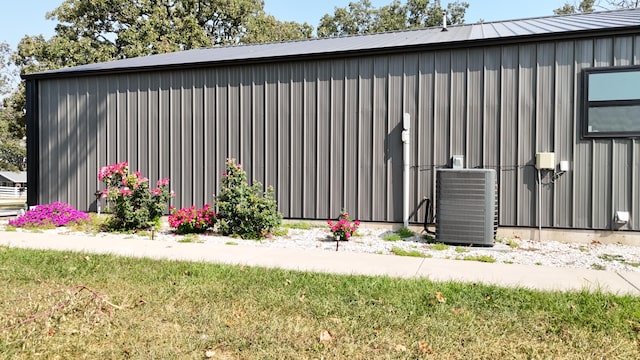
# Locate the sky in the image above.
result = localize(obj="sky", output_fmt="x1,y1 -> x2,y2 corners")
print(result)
1,0 -> 570,51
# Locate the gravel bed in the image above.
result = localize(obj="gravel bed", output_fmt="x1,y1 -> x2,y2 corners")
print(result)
145,225 -> 640,273
5,223 -> 640,273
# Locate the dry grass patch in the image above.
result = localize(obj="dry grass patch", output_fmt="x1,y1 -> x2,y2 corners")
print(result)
0,246 -> 639,359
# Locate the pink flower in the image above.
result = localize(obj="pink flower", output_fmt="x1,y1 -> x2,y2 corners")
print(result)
120,187 -> 132,196
222,172 -> 227,177
157,178 -> 170,187
101,189 -> 109,198
170,190 -> 176,197
151,188 -> 162,195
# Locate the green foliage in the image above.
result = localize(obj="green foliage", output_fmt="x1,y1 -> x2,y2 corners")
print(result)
318,0 -> 469,37
390,246 -> 426,257
462,255 -> 496,263
99,162 -> 172,231
14,0 -> 313,76
215,158 -> 282,239
554,0 -> 595,14
382,233 -> 401,241
395,227 -> 414,238
432,242 -> 449,251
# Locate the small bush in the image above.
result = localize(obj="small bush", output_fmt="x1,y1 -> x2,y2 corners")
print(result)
382,233 -> 401,242
169,204 -> 216,234
327,210 -> 360,240
215,159 -> 282,239
8,202 -> 89,228
98,162 -> 172,231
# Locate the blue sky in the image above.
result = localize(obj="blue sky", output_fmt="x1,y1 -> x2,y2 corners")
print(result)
2,0 -> 569,50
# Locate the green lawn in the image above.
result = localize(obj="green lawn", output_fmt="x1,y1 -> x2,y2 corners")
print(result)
1,246 -> 639,359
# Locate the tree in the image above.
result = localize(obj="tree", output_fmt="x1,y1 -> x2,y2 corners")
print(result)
554,0 -> 596,14
317,0 -> 469,37
243,11 -> 314,44
15,0 -> 313,75
0,42 -> 25,171
554,0 -> 638,14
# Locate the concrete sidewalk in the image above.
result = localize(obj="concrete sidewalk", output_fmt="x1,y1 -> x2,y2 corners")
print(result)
1,230 -> 640,295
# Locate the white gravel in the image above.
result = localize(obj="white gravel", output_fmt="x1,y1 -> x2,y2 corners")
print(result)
5,223 -> 640,273
133,225 -> 640,273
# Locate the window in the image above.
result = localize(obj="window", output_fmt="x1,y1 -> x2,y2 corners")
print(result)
583,66 -> 640,138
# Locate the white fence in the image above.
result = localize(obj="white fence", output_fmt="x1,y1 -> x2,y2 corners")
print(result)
0,186 -> 26,199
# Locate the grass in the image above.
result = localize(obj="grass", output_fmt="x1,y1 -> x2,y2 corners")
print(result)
431,243 -> 449,251
1,247 -> 640,359
454,246 -> 469,253
382,228 -> 415,242
462,255 -> 497,263
390,246 -> 427,257
598,254 -> 640,268
282,221 -> 319,230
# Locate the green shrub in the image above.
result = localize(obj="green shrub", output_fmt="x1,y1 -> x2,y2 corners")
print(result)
98,162 -> 172,231
215,159 -> 282,239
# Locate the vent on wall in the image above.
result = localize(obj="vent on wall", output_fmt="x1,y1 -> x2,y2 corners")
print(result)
436,169 -> 498,246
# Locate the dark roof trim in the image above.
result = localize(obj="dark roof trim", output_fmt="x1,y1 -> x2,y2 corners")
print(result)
22,9 -> 640,81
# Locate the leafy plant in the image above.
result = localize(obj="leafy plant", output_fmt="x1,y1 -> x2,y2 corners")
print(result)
395,227 -> 415,238
215,159 -> 282,239
327,210 -> 360,241
7,202 -> 89,228
98,162 -> 173,231
168,204 -> 216,234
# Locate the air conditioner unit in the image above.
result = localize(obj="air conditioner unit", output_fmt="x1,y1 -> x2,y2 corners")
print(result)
436,169 -> 498,246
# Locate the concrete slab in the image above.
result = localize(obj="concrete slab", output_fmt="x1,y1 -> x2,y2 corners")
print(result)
415,258 -> 640,295
1,230 -> 639,295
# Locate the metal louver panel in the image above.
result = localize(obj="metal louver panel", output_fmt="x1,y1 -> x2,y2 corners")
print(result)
436,169 -> 498,246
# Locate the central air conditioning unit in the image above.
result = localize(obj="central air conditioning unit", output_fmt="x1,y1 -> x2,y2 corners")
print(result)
436,169 -> 498,246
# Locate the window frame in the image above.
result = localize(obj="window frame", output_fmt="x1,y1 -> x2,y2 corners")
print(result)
582,65 -> 640,139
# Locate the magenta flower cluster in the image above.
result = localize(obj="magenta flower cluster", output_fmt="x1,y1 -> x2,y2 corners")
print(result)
168,204 -> 216,234
8,202 -> 89,228
98,161 -> 128,182
327,211 -> 360,240
98,162 -> 173,231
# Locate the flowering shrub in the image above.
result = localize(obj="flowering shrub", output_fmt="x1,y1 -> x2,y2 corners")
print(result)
168,204 -> 216,234
99,162 -> 172,231
327,210 -> 360,240
8,202 -> 89,228
215,159 -> 282,239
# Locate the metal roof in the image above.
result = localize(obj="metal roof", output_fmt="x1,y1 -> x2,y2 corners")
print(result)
24,8 -> 640,79
0,171 -> 27,184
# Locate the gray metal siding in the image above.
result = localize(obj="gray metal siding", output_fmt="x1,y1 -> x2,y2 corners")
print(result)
36,33 -> 640,230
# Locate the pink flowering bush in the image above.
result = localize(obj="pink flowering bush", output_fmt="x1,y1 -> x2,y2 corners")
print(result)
168,204 -> 216,234
8,202 -> 89,228
99,162 -> 172,231
327,210 -> 360,241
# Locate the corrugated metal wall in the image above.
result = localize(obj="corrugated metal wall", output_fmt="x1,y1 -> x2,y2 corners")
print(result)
36,33 -> 640,230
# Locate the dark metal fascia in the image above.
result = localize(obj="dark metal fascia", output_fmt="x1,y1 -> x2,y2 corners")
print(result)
20,26 -> 640,81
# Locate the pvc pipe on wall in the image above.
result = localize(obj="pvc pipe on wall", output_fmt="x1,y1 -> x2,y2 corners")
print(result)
402,113 -> 411,228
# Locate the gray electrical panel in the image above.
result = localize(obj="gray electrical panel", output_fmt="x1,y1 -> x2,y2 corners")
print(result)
436,169 -> 498,246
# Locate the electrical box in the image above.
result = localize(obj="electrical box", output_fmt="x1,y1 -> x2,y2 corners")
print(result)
452,155 -> 464,169
559,160 -> 569,172
535,152 -> 555,170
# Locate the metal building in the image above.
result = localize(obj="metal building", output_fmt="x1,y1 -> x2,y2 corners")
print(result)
23,9 -> 640,231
